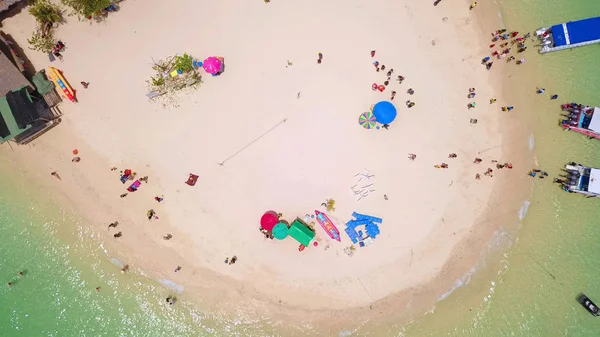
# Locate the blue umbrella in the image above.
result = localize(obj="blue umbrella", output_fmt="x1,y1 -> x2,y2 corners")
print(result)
372,101 -> 397,124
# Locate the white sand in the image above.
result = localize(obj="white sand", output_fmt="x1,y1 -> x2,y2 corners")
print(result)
0,0 -> 531,326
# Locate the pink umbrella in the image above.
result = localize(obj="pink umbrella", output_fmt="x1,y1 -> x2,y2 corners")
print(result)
203,57 -> 223,75
260,211 -> 278,231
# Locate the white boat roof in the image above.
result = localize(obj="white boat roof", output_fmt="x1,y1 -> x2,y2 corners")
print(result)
587,107 -> 600,133
588,168 -> 600,194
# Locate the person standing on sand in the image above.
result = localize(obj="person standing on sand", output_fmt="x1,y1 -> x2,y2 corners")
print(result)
18,271 -> 24,277
448,153 -> 457,158
154,196 -> 163,202
229,256 -> 238,265
551,94 -> 559,100
7,282 -> 12,287
81,81 -> 89,89
470,2 -> 477,10
382,124 -> 390,130
390,91 -> 396,100
474,158 -> 482,163
95,287 -> 101,293
490,98 -> 497,104
408,153 -> 417,160
113,232 -> 122,238
51,171 -> 61,180
317,52 -> 323,64
537,88 -> 545,94
108,221 -> 119,229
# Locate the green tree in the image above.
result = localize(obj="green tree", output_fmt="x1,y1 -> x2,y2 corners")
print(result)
61,0 -> 111,19
28,28 -> 56,53
28,0 -> 62,25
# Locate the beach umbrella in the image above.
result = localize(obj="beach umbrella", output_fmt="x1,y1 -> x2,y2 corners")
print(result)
260,211 -> 278,231
272,223 -> 289,240
373,101 -> 397,124
358,111 -> 376,129
202,56 -> 223,75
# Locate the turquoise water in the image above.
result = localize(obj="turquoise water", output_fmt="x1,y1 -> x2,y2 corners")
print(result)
2,1 -> 600,337
398,1 -> 600,336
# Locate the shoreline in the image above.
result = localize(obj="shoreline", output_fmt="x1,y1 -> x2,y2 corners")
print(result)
0,0 -> 535,333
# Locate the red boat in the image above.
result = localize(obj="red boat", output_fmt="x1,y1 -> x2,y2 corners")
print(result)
561,103 -> 600,140
315,210 -> 341,242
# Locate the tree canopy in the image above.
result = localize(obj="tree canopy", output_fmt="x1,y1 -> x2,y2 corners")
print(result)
61,0 -> 111,19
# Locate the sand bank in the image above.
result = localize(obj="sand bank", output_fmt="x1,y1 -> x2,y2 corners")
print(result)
0,0 -> 533,330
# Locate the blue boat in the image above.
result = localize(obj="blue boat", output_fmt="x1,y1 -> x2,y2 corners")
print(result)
536,17 -> 600,53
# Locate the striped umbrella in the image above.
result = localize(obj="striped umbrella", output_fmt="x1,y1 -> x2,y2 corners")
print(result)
359,111 -> 376,129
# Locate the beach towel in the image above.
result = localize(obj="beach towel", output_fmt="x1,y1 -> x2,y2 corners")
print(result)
186,173 -> 199,186
127,180 -> 141,192
120,169 -> 132,183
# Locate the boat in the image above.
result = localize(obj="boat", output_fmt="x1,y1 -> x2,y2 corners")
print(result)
560,103 -> 600,140
536,16 -> 600,53
555,163 -> 600,197
577,293 -> 600,316
314,210 -> 341,242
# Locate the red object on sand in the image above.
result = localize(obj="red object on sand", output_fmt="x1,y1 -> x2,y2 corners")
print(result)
72,149 -> 78,155
377,85 -> 385,92
313,241 -> 318,247
372,83 -> 378,91
299,245 -> 305,252
370,50 -> 376,57
260,212 -> 278,231
185,173 -> 199,186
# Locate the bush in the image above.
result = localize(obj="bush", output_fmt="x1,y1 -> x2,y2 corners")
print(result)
61,0 -> 111,19
29,0 -> 62,25
28,27 -> 56,53
174,54 -> 194,74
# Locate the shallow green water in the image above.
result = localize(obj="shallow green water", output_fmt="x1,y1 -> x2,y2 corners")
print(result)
400,1 -> 600,336
2,1 -> 600,337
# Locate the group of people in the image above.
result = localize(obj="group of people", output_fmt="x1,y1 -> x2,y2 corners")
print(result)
6,271 -> 24,287
411,152 -> 513,179
52,40 -> 66,61
370,51 -> 416,118
483,29 -> 530,68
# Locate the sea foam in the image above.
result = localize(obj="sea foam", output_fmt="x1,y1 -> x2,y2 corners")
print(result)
518,200 -> 531,221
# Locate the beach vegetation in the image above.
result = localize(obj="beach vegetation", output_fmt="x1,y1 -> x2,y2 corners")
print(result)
27,26 -> 56,53
174,54 -> 194,74
60,0 -> 111,20
146,54 -> 202,105
29,0 -> 63,25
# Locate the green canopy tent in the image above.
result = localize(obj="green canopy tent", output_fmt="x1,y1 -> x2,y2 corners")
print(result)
288,218 -> 315,247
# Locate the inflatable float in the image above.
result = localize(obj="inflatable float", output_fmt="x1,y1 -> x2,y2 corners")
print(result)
47,67 -> 76,103
315,210 -> 341,242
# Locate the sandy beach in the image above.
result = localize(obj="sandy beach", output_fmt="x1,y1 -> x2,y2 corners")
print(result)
0,0 -> 534,330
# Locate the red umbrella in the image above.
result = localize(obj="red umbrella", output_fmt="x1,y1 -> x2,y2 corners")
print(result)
260,212 -> 278,231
